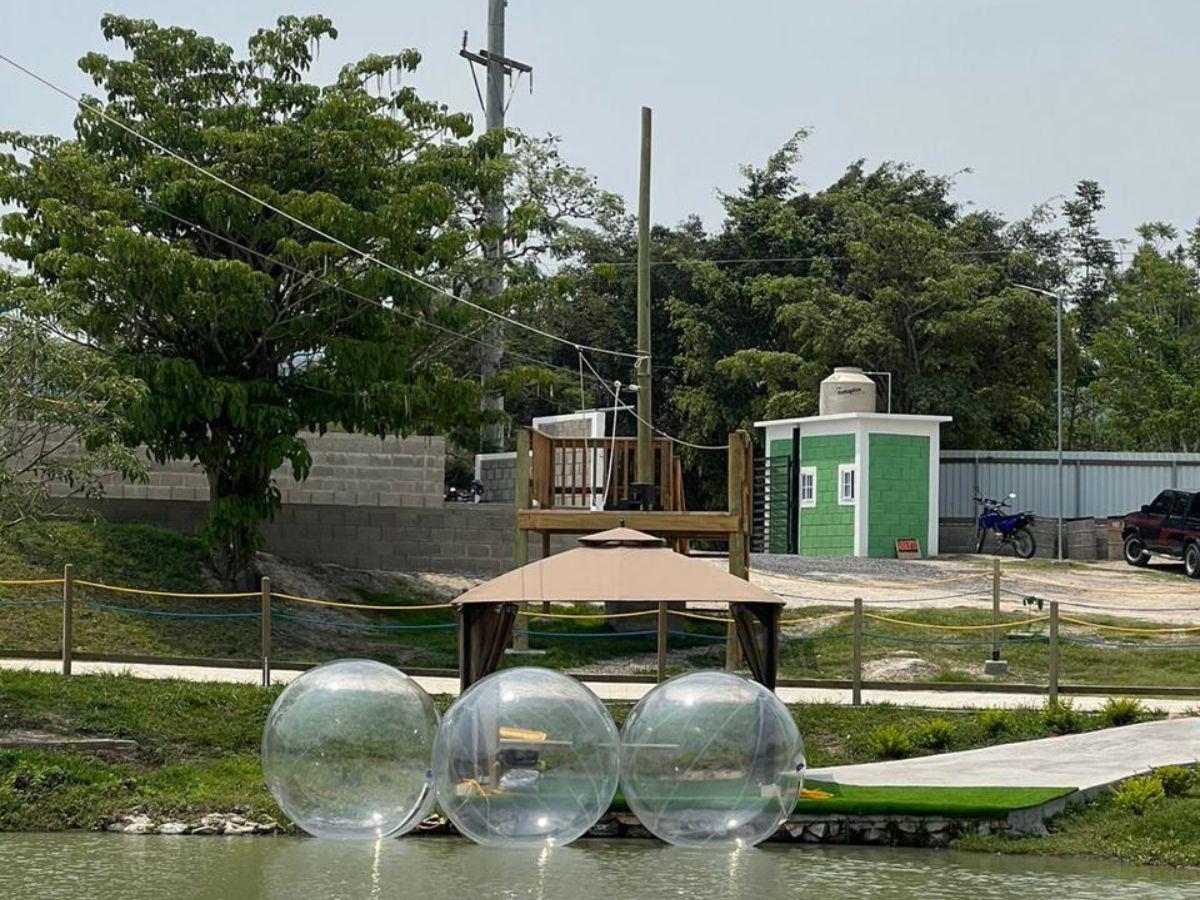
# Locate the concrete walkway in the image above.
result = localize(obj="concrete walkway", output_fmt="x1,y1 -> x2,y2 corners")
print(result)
2,657 -> 1198,713
808,717 -> 1200,790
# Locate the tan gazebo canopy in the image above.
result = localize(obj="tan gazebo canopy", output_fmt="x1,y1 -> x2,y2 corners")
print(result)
453,527 -> 784,691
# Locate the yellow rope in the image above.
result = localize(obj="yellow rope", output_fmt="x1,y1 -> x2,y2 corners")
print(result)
863,613 -> 1049,631
517,608 -> 661,620
1059,615 -> 1200,635
74,580 -> 259,599
0,578 -> 64,587
670,610 -> 734,624
273,592 -> 453,611
781,571 -> 989,590
1014,573 -> 1191,596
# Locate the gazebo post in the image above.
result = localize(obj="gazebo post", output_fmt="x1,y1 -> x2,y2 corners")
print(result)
656,601 -> 668,682
725,431 -> 751,670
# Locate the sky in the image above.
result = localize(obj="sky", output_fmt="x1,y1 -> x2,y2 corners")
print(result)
3,0 -> 1199,249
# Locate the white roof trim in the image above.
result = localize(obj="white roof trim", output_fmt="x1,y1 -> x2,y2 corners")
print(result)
754,412 -> 953,428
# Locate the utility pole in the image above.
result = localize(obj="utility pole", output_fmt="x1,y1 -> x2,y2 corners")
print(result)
461,3 -> 533,451
634,106 -> 655,509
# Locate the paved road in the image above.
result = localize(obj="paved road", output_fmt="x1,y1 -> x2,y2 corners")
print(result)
2,657 -> 1196,713
808,717 -> 1200,790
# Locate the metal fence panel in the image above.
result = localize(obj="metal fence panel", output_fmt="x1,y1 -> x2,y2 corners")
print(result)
939,451 -> 1200,519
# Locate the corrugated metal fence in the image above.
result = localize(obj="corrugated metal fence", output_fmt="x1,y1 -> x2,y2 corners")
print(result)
939,450 -> 1200,519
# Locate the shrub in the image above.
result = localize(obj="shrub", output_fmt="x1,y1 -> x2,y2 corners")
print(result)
1042,699 -> 1081,735
865,725 -> 913,760
1155,765 -> 1196,798
910,718 -> 955,751
1111,774 -> 1166,815
1099,697 -> 1144,728
976,709 -> 1013,739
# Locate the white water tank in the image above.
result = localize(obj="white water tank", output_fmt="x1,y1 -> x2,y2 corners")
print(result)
819,367 -> 877,416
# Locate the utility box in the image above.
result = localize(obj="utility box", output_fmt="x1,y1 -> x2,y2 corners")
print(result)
755,410 -> 951,558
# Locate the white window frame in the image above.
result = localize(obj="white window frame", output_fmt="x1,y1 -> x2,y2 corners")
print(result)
837,464 -> 857,506
798,466 -> 817,508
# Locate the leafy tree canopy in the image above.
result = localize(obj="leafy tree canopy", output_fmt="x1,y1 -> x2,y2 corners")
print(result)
0,14 -> 518,573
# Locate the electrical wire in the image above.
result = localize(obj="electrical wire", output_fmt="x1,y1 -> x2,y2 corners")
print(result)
0,52 -> 643,362
577,350 -> 728,451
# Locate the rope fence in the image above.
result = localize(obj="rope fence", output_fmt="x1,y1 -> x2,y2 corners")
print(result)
2,558 -> 1199,701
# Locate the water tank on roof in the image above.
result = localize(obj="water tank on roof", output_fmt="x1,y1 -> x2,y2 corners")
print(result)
819,367 -> 877,416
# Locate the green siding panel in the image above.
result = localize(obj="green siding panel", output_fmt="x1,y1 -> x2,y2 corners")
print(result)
798,433 -> 855,556
868,434 -> 930,558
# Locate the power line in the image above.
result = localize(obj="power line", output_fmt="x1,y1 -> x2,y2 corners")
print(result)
0,52 -> 643,363
10,144 -> 605,417
577,351 -> 727,452
586,246 -> 1125,269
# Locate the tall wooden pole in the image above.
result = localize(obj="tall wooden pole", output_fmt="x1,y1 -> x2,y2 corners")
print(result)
1048,600 -> 1060,705
851,597 -> 863,706
634,106 -> 654,508
478,0 -> 509,450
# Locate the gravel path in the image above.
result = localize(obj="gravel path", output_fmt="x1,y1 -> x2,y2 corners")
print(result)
751,553 -> 952,582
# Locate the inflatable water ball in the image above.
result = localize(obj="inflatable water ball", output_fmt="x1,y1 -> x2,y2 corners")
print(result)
261,659 -> 440,840
619,670 -> 805,847
433,667 -> 620,848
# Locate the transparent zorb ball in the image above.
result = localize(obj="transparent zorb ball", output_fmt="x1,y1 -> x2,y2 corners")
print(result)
619,670 -> 804,847
433,667 -> 620,847
261,659 -> 440,839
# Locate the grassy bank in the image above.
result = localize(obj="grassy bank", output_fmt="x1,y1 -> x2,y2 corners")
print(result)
959,790 -> 1200,867
0,668 -> 1165,834
5,521 -> 1200,689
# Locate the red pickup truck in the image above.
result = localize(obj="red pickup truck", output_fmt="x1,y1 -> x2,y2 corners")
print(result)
1122,490 -> 1200,577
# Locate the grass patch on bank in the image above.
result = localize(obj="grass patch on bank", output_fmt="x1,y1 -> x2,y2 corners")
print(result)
795,782 -> 1073,818
957,789 -> 1200,867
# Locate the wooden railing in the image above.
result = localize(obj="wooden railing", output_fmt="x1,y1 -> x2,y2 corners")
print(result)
529,433 -> 684,511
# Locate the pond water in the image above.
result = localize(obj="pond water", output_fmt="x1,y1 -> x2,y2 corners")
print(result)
2,833 -> 1198,900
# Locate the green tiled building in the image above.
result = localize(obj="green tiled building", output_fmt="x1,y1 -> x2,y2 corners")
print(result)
756,412 -> 950,557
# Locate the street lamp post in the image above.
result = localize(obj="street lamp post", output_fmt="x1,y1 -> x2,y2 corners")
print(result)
1012,283 -> 1064,562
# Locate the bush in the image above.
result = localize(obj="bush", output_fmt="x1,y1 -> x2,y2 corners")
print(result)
1099,697 -> 1144,728
865,725 -> 913,760
1042,699 -> 1081,735
976,709 -> 1012,739
1155,765 -> 1196,798
1111,774 -> 1166,815
909,718 -> 955,751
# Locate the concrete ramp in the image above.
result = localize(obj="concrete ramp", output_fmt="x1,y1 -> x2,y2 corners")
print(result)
808,717 -> 1200,791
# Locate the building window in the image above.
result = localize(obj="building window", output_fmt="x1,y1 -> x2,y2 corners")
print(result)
799,467 -> 817,508
838,464 -> 856,505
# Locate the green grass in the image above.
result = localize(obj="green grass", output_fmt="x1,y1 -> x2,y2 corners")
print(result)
779,604 -> 1200,689
0,668 -> 1157,834
796,781 -> 1073,818
957,788 -> 1200,867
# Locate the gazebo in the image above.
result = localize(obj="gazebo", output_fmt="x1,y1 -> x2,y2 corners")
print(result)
453,527 -> 785,691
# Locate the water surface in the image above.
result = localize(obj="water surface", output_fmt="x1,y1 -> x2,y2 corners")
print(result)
2,833 -> 1197,900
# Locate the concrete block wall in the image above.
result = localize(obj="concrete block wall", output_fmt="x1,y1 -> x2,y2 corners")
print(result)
52,433 -> 444,509
99,498 -> 517,577
476,453 -> 517,504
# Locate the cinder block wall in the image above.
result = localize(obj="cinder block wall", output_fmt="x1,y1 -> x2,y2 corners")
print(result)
53,433 -> 445,509
100,498 -> 518,577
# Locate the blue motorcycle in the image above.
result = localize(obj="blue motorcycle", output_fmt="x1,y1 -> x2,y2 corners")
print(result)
974,493 -> 1036,558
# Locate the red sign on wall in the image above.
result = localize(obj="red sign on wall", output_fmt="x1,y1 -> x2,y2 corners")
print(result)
895,538 -> 922,560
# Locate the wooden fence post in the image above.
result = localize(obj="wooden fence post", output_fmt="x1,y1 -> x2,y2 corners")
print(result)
991,558 -> 1001,661
260,576 -> 272,687
1048,600 -> 1060,705
656,602 -> 668,683
61,563 -> 74,677
725,431 -> 749,670
512,428 -> 531,652
851,597 -> 863,706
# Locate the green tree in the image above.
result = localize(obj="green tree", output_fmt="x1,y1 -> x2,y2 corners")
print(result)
0,15 -> 506,575
0,278 -> 146,527
1089,224 -> 1200,451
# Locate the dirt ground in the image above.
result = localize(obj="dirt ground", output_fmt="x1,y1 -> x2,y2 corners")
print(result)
744,553 -> 1200,624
